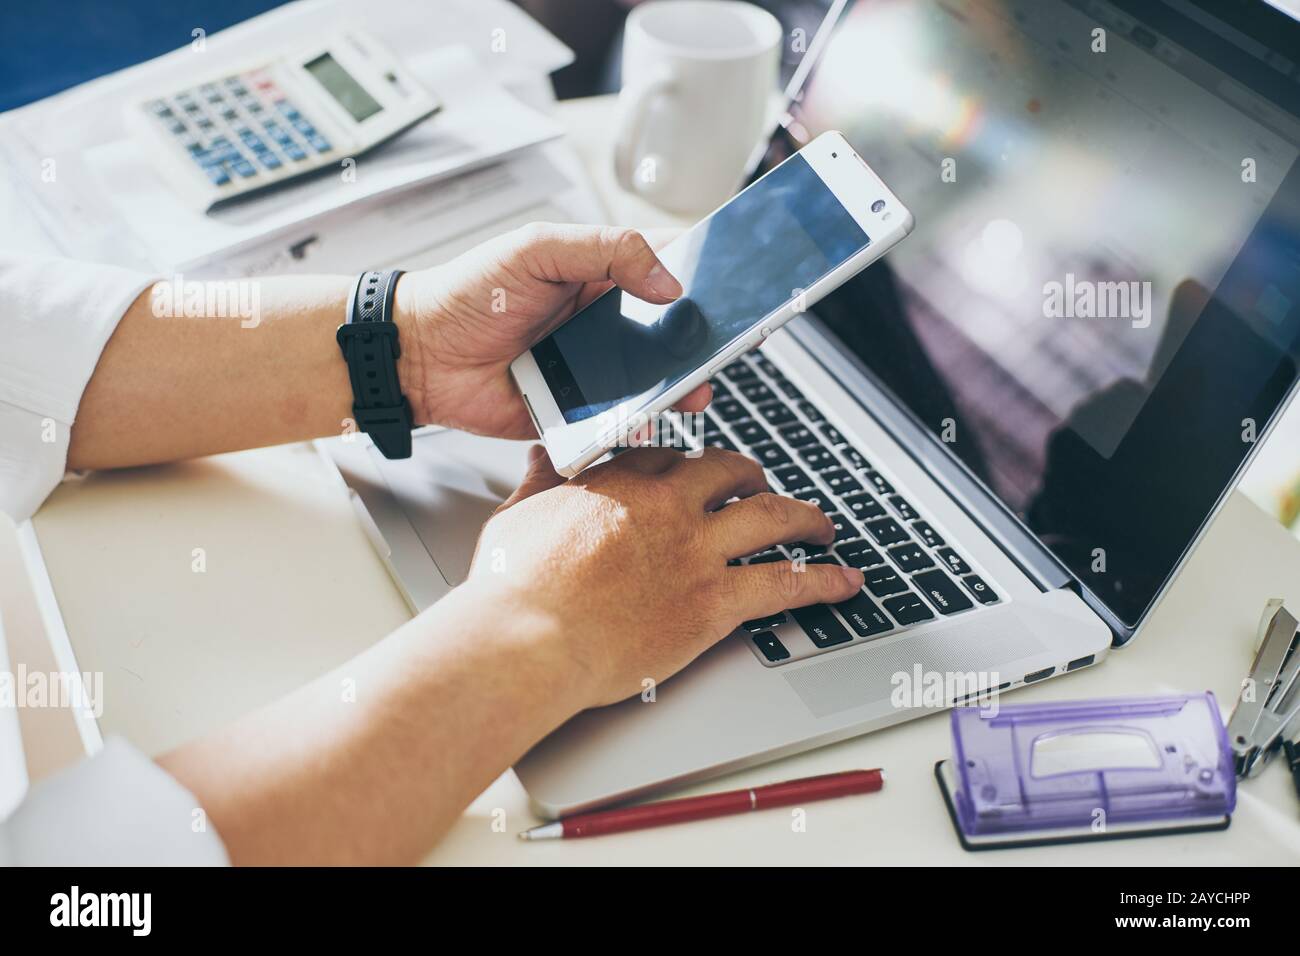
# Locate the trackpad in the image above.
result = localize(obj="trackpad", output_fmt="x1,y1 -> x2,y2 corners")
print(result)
371,430 -> 531,586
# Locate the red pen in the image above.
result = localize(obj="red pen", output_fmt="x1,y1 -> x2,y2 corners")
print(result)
517,768 -> 884,840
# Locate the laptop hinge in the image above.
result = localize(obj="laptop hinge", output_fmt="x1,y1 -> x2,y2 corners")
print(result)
787,314 -> 1133,645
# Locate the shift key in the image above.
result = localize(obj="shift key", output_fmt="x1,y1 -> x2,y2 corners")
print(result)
789,602 -> 855,648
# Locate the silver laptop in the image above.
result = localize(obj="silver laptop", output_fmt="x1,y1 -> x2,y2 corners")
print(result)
321,0 -> 1300,816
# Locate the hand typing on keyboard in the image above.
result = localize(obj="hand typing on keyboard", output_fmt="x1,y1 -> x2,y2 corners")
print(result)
467,445 -> 865,707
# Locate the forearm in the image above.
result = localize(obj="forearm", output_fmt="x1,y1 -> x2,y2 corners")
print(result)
157,583 -> 583,865
67,274 -> 427,471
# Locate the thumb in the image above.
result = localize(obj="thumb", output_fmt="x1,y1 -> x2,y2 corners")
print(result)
514,223 -> 683,303
497,445 -> 566,511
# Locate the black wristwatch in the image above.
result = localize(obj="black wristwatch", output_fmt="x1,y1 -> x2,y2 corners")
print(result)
336,269 -> 414,459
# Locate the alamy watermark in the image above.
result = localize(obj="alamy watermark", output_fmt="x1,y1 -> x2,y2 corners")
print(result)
890,664 -> 1001,716
0,666 -> 103,718
151,273 -> 262,328
1043,272 -> 1151,329
594,408 -> 705,455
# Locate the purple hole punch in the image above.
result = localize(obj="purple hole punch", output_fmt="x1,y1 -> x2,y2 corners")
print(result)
935,692 -> 1236,851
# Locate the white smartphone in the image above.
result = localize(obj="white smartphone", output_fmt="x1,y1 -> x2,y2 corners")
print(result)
510,131 -> 914,476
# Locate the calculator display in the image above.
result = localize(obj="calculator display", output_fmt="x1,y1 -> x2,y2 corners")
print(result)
304,53 -> 383,122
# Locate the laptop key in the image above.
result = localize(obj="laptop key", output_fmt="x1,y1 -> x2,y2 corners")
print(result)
822,469 -> 863,496
777,379 -> 804,400
834,590 -> 893,637
888,543 -> 934,574
739,381 -> 776,405
713,398 -> 749,422
963,574 -> 999,605
914,569 -> 974,615
865,471 -> 894,495
819,423 -> 846,446
789,603 -> 854,648
772,464 -> 814,492
757,403 -> 798,426
732,420 -> 771,446
798,400 -> 825,422
936,548 -> 972,576
841,492 -> 886,521
864,566 -> 908,597
747,551 -> 787,564
744,612 -> 788,631
825,511 -> 856,541
779,423 -> 818,448
883,591 -> 935,625
722,361 -> 757,382
705,434 -> 738,451
841,446 -> 871,471
702,414 -> 722,437
912,521 -> 944,548
798,445 -> 838,471
789,541 -> 827,558
752,630 -> 791,662
866,518 -> 910,547
750,442 -> 791,468
794,489 -> 834,512
888,495 -> 919,521
836,539 -> 886,568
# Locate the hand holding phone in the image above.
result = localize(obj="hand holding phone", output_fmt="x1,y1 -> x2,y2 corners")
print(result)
511,131 -> 914,476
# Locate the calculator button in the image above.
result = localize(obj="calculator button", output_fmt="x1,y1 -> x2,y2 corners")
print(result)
308,135 -> 332,153
283,143 -> 307,161
167,120 -> 187,134
231,159 -> 258,178
204,166 -> 231,186
258,152 -> 282,170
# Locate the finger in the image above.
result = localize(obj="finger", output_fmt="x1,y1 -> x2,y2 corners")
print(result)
671,382 -> 712,414
497,445 -> 566,511
725,561 -> 865,622
667,447 -> 768,510
708,493 -> 835,560
511,223 -> 683,303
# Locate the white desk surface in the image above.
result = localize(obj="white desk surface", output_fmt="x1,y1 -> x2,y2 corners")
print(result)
11,96 -> 1300,865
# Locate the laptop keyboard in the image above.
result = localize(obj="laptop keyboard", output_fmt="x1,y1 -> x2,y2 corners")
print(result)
695,351 -> 1001,667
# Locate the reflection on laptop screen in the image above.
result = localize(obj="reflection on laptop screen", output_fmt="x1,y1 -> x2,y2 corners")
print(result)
764,0 -> 1300,626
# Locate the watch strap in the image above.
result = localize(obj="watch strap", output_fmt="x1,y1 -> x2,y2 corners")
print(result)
336,269 -> 414,459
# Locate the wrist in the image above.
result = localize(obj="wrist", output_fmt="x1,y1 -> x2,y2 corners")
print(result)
442,578 -> 600,718
391,273 -> 434,426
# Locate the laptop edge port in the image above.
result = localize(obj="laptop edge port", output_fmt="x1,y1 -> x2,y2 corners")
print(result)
1067,654 -> 1096,672
1024,666 -> 1055,683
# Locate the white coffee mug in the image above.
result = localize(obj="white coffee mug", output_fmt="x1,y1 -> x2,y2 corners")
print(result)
614,0 -> 782,214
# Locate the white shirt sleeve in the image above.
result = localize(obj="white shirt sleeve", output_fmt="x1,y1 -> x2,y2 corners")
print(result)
0,737 -> 229,866
0,255 -> 156,522
0,257 -> 229,864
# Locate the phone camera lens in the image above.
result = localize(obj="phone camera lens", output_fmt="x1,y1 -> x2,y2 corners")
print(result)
871,199 -> 886,213
831,152 -> 838,158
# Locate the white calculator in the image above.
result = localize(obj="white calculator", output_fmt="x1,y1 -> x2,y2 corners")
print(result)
130,30 -> 441,211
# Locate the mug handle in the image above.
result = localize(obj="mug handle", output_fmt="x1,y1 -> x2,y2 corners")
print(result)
613,73 -> 673,194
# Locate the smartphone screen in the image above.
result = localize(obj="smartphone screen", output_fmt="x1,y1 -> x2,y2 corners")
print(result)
531,154 -> 871,423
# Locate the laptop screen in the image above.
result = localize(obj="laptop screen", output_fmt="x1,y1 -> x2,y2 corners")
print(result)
755,0 -> 1300,628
